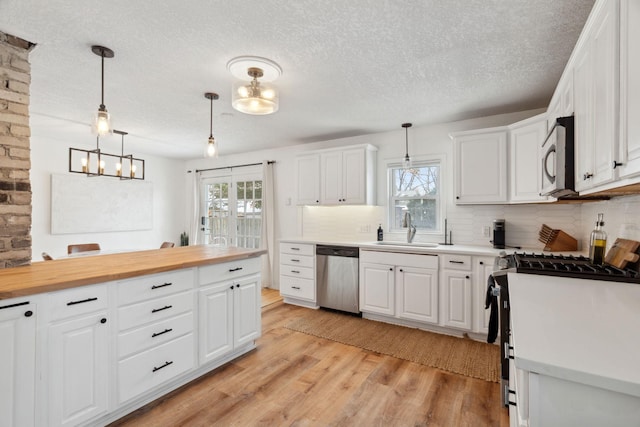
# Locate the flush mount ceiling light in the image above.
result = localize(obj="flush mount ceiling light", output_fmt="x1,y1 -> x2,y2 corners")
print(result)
69,130 -> 145,180
402,123 -> 412,168
227,56 -> 282,115
204,92 -> 219,158
91,45 -> 114,136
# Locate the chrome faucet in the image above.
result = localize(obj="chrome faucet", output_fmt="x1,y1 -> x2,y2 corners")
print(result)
402,211 -> 417,243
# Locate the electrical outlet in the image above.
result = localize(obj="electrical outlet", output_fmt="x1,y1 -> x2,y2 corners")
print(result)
482,226 -> 491,237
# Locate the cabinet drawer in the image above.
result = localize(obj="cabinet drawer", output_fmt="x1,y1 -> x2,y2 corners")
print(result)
280,265 -> 314,280
360,250 -> 438,269
118,333 -> 195,404
118,311 -> 194,359
280,253 -> 314,268
280,242 -> 314,256
441,254 -> 472,271
199,257 -> 260,286
280,275 -> 315,301
48,284 -> 108,321
117,269 -> 194,305
118,291 -> 193,331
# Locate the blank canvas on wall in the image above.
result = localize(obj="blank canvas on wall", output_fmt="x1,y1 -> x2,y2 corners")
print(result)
51,173 -> 153,234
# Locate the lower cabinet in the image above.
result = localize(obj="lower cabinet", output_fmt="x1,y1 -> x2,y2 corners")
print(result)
360,250 -> 438,325
0,297 -> 37,427
45,284 -> 110,427
473,256 -> 497,336
199,274 -> 260,364
440,255 -> 472,331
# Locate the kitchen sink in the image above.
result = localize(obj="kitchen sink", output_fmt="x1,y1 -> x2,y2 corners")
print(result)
373,242 -> 439,248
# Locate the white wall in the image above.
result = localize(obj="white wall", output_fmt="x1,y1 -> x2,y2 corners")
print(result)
30,119 -> 186,259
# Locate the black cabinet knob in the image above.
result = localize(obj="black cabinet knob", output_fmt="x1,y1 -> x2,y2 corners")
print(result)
236,284 -> 240,288
479,261 -> 484,265
100,318 -> 107,324
230,285 -> 234,290
465,275 -> 470,279
24,310 -> 33,317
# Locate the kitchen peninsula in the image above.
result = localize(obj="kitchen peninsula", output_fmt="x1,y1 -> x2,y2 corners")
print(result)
0,245 -> 266,427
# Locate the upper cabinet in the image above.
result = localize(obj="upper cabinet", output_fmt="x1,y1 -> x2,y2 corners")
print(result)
573,0 -> 619,192
508,114 -> 549,203
617,0 -> 640,179
296,144 -> 377,205
452,128 -> 508,204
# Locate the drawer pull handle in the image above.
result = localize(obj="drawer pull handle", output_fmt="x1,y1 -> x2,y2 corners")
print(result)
449,260 -> 464,264
151,305 -> 173,313
290,259 -> 300,262
67,297 -> 98,306
292,286 -> 301,290
291,270 -> 301,274
291,247 -> 300,251
0,301 -> 29,310
152,328 -> 173,338
152,360 -> 173,373
229,267 -> 244,272
151,282 -> 173,290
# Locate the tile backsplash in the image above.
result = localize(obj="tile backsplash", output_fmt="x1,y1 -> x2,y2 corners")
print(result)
301,197 -> 640,252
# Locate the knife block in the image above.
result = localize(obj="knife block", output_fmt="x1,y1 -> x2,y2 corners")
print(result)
539,225 -> 578,252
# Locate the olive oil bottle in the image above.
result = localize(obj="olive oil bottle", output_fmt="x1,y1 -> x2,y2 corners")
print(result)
589,213 -> 607,265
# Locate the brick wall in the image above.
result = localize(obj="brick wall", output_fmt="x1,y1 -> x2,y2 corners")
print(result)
0,32 -> 34,268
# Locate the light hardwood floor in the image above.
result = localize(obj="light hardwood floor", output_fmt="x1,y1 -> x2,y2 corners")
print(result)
110,301 -> 509,426
261,287 -> 283,307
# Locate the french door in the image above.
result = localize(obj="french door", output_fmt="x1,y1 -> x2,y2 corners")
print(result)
200,174 -> 262,248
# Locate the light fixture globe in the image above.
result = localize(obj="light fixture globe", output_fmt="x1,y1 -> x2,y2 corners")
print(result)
91,45 -> 114,136
204,92 -> 219,158
227,56 -> 282,115
402,123 -> 412,169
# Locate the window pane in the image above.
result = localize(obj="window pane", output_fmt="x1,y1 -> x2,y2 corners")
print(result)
389,163 -> 440,232
392,166 -> 439,197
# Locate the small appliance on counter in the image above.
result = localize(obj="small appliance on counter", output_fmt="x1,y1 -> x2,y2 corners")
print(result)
492,219 -> 505,249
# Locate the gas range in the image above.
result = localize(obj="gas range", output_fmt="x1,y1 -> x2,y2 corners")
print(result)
505,252 -> 640,283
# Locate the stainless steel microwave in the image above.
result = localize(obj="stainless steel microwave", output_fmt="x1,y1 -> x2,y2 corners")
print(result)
540,116 -> 576,197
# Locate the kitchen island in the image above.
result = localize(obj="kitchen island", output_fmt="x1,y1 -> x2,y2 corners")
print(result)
0,245 -> 265,427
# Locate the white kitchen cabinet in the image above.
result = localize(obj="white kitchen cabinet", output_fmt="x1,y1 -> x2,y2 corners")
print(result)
453,128 -> 508,204
473,256 -> 496,336
360,250 -> 439,325
199,258 -> 261,366
0,297 -> 37,427
295,154 -> 321,205
574,0 -> 619,192
547,65 -> 574,127
440,254 -> 472,331
279,242 -> 316,306
359,261 -> 395,316
396,265 -> 438,324
46,284 -> 110,427
296,144 -> 377,206
508,114 -> 548,203
116,270 -> 196,404
617,0 -> 640,178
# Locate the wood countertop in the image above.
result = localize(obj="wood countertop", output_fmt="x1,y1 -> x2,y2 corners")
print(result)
0,245 -> 266,300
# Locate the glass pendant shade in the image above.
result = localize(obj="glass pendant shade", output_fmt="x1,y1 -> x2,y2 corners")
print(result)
232,79 -> 279,115
93,108 -> 111,136
403,154 -> 412,169
402,122 -> 413,169
204,92 -> 219,158
206,136 -> 217,158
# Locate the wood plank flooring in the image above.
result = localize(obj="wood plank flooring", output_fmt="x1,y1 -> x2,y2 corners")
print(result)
261,287 -> 283,307
110,301 -> 509,427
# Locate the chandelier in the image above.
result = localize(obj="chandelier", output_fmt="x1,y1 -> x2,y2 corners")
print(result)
227,56 -> 282,115
69,130 -> 145,179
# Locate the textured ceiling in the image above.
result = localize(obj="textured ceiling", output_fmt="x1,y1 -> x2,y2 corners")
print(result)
0,0 -> 595,159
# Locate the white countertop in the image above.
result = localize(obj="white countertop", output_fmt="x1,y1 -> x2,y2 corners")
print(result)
280,237 -> 521,257
508,272 -> 640,397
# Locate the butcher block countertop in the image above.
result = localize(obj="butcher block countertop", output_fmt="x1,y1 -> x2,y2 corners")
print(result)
0,245 -> 266,300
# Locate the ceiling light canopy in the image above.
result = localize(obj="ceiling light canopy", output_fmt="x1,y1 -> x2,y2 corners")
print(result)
204,92 -> 219,158
227,56 -> 282,115
91,45 -> 114,136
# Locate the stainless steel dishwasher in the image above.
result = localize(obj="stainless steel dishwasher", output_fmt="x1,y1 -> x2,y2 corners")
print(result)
316,245 -> 360,314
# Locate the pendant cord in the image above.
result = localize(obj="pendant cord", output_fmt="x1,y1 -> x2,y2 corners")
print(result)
100,51 -> 105,108
209,98 -> 213,139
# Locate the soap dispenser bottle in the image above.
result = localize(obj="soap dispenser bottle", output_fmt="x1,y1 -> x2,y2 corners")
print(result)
377,224 -> 383,241
589,213 -> 607,265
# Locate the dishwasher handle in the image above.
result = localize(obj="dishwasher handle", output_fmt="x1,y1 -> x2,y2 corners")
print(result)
316,245 -> 359,258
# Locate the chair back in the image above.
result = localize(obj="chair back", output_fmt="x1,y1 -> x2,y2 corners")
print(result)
160,241 -> 175,248
68,243 -> 101,254
42,252 -> 54,261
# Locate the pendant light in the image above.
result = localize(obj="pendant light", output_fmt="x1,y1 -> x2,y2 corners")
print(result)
402,123 -> 412,168
204,92 -> 219,158
91,45 -> 114,136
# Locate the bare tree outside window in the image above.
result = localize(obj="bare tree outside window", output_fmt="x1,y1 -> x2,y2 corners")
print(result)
389,162 -> 440,231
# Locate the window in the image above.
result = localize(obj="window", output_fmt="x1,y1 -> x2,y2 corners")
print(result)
388,160 -> 441,232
